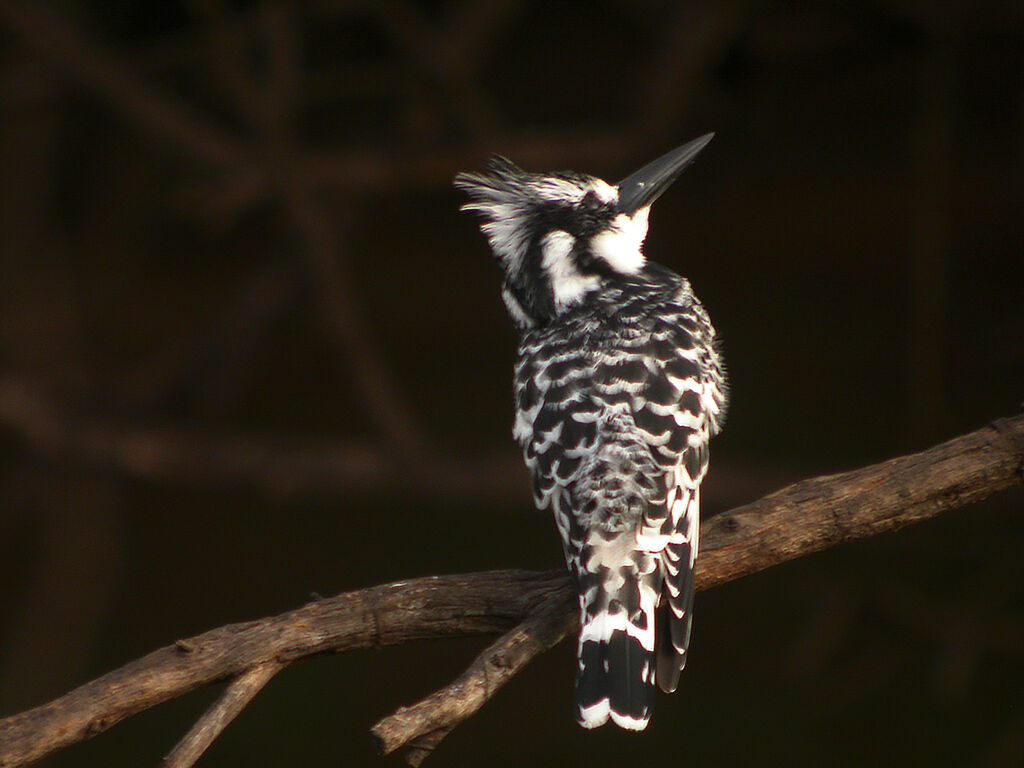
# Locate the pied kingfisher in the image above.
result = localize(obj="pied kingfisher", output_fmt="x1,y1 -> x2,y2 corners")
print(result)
455,134 -> 727,730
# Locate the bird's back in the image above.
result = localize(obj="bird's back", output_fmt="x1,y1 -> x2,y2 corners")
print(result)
513,268 -> 726,729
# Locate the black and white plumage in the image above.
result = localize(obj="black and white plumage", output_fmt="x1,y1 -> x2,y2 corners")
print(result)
455,135 -> 728,731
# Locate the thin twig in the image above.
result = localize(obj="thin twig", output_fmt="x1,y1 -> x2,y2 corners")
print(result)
161,660 -> 286,768
371,588 -> 577,763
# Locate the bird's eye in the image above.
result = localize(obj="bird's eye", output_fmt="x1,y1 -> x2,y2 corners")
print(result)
581,190 -> 601,211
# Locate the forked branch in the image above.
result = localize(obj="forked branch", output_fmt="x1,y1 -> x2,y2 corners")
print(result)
0,414 -> 1021,768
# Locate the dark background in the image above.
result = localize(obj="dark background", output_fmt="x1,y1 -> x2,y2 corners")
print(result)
1,1 -> 1022,766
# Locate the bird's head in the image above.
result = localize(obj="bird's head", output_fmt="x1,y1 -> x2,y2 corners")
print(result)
455,133 -> 713,328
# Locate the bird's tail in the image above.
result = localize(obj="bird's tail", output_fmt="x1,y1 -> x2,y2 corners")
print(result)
575,568 -> 660,731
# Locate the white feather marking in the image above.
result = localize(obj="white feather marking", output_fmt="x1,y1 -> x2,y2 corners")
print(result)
609,709 -> 650,731
531,421 -> 564,453
501,287 -> 534,329
541,230 -> 599,310
703,385 -> 724,415
672,410 -> 704,428
644,401 -> 685,418
667,376 -> 703,393
533,177 -> 587,203
512,402 -> 541,443
689,485 -> 701,561
474,203 -> 530,270
579,582 -> 659,652
670,469 -> 689,527
590,179 -> 618,204
578,698 -> 611,729
599,379 -> 644,395
590,208 -> 649,274
635,531 -> 668,551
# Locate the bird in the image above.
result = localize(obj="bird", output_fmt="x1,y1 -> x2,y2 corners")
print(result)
454,134 -> 728,731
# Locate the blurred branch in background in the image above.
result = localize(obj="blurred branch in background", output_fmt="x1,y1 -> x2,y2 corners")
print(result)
0,374 -> 526,504
0,0 -> 1021,766
0,372 -> 794,508
0,0 -> 749,472
0,412 -> 1021,768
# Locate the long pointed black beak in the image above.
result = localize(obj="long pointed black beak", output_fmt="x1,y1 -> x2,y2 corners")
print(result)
616,133 -> 714,214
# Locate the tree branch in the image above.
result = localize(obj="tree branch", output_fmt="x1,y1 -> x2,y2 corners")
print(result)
0,374 -> 527,504
0,414 -> 1021,767
370,587 -> 577,765
161,659 -> 286,768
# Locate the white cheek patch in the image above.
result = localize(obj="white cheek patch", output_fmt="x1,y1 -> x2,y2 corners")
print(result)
542,230 -> 600,310
590,208 -> 649,275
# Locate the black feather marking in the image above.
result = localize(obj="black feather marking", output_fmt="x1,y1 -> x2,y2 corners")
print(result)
653,445 -> 680,468
555,454 -> 582,481
596,359 -> 647,385
576,566 -> 601,596
679,389 -> 702,414
610,391 -> 635,408
634,406 -> 672,437
665,356 -> 701,380
606,633 -> 654,723
655,602 -> 681,693
684,442 -> 707,481
560,413 -> 597,449
667,327 -> 694,349
651,336 -> 686,362
545,357 -> 580,382
645,376 -> 677,407
576,640 -> 607,711
546,379 -> 581,404
617,571 -> 642,618
666,425 -> 691,453
517,379 -> 541,410
532,405 -> 562,435
532,470 -> 555,498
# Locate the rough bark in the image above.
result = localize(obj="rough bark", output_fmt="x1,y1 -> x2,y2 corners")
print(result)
0,414 -> 1021,767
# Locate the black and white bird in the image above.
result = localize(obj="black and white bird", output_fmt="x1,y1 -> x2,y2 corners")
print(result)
455,135 -> 728,731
